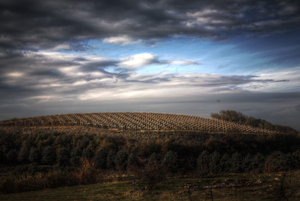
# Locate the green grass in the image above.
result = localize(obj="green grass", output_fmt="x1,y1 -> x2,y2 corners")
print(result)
1,172 -> 300,201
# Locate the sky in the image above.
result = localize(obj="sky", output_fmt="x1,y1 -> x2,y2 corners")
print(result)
0,0 -> 300,130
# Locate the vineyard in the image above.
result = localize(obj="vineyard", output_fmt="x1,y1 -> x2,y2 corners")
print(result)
0,112 -> 277,134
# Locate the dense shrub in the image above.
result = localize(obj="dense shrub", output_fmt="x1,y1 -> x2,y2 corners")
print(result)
197,150 -> 210,176
107,150 -> 116,169
57,147 -> 70,167
29,148 -> 42,163
250,153 -> 265,173
42,146 -> 56,165
230,152 -> 243,173
115,150 -> 128,171
82,148 -> 94,161
6,149 -> 18,164
209,151 -> 221,175
94,148 -> 108,169
127,153 -> 139,168
265,151 -> 297,172
70,148 -> 82,167
162,150 -> 178,173
18,148 -> 30,163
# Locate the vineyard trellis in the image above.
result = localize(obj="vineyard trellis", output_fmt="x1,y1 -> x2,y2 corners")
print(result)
0,112 -> 278,134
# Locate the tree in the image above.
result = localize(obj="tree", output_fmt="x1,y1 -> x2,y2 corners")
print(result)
265,151 -> 297,172
6,149 -> 17,164
0,149 -> 4,164
219,153 -> 230,173
58,147 -> 70,167
82,148 -> 94,161
250,153 -> 265,173
18,147 -> 30,163
162,150 -> 178,173
230,152 -> 243,173
29,148 -> 42,164
134,159 -> 165,190
127,153 -> 139,168
209,151 -> 221,175
42,146 -> 56,165
107,150 -> 116,169
115,150 -> 128,171
94,148 -> 108,169
70,147 -> 82,167
148,152 -> 160,165
197,150 -> 210,176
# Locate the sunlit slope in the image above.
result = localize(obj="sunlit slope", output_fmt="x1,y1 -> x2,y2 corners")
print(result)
0,112 -> 276,134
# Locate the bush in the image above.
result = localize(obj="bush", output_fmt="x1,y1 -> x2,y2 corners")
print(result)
133,159 -> 165,190
42,146 -> 56,165
6,149 -> 18,164
230,152 -> 243,173
162,150 -> 178,173
115,150 -> 128,171
94,148 -> 108,169
250,153 -> 265,173
107,150 -> 116,169
18,148 -> 30,163
219,153 -> 230,173
265,151 -> 297,172
197,150 -> 210,176
127,153 -> 139,168
57,147 -> 70,167
29,148 -> 42,164
209,151 -> 221,175
82,148 -> 94,161
70,148 -> 82,167
148,152 -> 160,164
0,149 -> 4,164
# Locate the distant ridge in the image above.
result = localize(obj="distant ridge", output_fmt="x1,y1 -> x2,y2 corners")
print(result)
0,112 -> 277,134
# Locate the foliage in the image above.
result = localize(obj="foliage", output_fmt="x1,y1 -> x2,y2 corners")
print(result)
41,146 -> 56,165
127,153 -> 139,168
57,147 -> 70,167
17,147 -> 30,163
107,150 -> 116,169
162,150 -> 178,173
6,149 -> 17,164
133,159 -> 165,190
70,147 -> 82,167
211,110 -> 297,134
115,150 -> 128,171
197,150 -> 210,176
82,147 -> 94,161
265,151 -> 297,172
94,148 -> 108,169
29,148 -> 42,164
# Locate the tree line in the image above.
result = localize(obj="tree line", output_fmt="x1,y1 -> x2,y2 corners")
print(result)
211,110 -> 298,134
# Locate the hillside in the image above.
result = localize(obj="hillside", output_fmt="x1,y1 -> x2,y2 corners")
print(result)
0,112 -> 277,134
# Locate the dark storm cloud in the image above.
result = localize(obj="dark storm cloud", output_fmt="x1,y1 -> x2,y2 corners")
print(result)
1,0 -> 299,51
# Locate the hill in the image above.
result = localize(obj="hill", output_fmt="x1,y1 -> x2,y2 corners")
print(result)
0,112 -> 278,134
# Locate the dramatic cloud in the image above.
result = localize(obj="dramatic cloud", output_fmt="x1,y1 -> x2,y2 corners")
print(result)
1,0 -> 299,51
103,35 -> 142,45
0,0 -> 299,130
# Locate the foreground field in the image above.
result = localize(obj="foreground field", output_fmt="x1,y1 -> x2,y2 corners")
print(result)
1,172 -> 300,201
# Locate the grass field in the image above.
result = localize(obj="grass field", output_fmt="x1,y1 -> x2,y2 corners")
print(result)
1,172 -> 300,201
